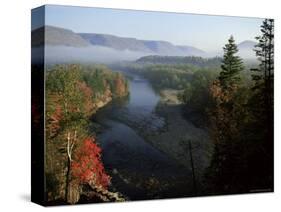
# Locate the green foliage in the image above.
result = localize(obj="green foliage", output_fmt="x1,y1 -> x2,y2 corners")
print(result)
205,36 -> 254,193
248,19 -> 274,188
219,35 -> 244,88
112,56 -> 222,91
120,63 -> 219,91
116,57 -> 221,124
46,65 -> 85,124
250,19 -> 274,122
252,19 -> 274,84
181,69 -> 218,115
205,22 -> 274,194
137,55 -> 222,69
140,65 -> 193,90
45,64 -> 128,202
46,63 -> 129,138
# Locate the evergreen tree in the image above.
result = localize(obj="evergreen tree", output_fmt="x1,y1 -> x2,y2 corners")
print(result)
219,35 -> 244,89
251,19 -> 274,124
206,36 -> 245,193
248,19 -> 274,189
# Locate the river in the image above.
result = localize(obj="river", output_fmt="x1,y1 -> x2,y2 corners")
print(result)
92,73 -> 198,200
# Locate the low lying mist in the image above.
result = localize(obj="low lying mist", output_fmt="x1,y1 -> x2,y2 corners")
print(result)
31,45 -> 257,65
44,45 -> 152,64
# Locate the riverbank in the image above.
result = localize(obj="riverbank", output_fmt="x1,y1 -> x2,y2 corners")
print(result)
146,89 -> 213,193
94,79 -> 199,199
94,78 -> 213,197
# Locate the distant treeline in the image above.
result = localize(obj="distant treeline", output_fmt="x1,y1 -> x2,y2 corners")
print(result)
136,55 -> 222,68
112,55 -> 257,121
139,65 -> 219,93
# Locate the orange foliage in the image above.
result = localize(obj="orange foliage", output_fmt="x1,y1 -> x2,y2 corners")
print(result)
71,138 -> 111,189
47,95 -> 64,137
114,74 -> 126,97
209,80 -> 240,145
77,81 -> 94,115
210,80 -> 237,104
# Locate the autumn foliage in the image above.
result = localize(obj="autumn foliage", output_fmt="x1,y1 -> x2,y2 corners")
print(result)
77,81 -> 94,115
48,104 -> 64,137
114,73 -> 127,97
45,65 -> 128,203
71,138 -> 111,189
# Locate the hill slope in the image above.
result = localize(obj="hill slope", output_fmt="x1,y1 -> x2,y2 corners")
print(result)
32,26 -> 91,47
79,32 -> 205,56
238,40 -> 257,49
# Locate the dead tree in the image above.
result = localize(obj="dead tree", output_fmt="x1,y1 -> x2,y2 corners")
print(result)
65,130 -> 77,203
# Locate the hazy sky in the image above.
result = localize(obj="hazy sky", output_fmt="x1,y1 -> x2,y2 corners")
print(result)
41,5 -> 263,52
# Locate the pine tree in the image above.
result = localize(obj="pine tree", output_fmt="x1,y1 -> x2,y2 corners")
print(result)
238,19 -> 274,192
251,19 -> 274,122
207,36 -> 245,193
250,19 -> 274,178
219,35 -> 244,89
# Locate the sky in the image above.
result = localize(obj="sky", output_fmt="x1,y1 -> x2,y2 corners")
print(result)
34,5 -> 263,52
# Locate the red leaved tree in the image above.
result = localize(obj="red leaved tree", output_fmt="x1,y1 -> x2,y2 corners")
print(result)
77,81 -> 94,115
71,138 -> 111,189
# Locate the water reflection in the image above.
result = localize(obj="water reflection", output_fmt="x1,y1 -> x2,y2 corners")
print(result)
92,73 -> 194,200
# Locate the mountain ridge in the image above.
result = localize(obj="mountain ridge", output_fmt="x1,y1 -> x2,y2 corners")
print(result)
32,25 -> 257,60
79,32 -> 206,56
32,25 -> 206,56
238,40 -> 257,49
32,25 -> 91,47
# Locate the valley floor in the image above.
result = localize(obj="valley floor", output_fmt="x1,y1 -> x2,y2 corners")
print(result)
146,89 -> 213,193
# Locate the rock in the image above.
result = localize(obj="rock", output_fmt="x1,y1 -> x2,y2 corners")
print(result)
67,181 -> 80,204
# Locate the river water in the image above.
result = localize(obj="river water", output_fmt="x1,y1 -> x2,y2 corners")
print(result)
92,73 -> 195,200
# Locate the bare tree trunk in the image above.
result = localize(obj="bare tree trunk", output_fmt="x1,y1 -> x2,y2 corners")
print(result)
65,132 -> 71,202
65,155 -> 71,202
65,131 -> 77,204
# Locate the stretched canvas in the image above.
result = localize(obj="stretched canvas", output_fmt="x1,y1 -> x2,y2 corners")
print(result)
31,5 -> 274,206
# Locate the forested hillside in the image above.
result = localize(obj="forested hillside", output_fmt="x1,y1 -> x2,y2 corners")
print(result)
147,20 -> 273,194
183,20 -> 274,193
45,64 -> 128,204
116,19 -> 274,195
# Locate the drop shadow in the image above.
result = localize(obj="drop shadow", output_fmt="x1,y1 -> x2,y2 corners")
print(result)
19,194 -> 30,202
